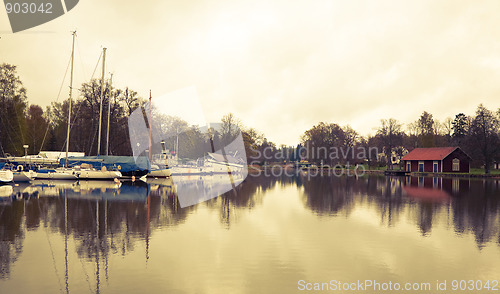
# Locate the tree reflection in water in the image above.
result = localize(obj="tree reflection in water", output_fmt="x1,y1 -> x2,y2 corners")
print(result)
300,174 -> 500,243
0,174 -> 499,282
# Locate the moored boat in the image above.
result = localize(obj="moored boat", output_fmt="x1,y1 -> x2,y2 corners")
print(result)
147,165 -> 171,178
69,166 -> 122,180
35,166 -> 121,180
0,170 -> 14,183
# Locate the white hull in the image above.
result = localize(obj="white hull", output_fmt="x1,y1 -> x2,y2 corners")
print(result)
147,168 -> 171,178
72,169 -> 122,180
0,170 -> 14,183
13,170 -> 37,182
35,169 -> 78,180
36,168 -> 121,180
166,164 -> 245,176
205,160 -> 245,174
170,166 -> 205,175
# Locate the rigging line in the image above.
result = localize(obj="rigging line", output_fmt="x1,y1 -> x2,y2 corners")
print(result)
40,54 -> 72,153
67,87 -> 95,154
65,52 -> 104,155
91,52 -> 102,81
59,49 -> 101,154
75,37 -> 88,82
37,198 -> 64,294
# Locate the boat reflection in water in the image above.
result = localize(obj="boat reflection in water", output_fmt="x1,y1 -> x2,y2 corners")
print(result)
170,173 -> 246,207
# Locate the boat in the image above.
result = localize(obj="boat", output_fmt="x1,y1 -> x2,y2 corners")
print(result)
68,166 -> 121,180
3,151 -> 80,167
35,166 -> 120,180
0,163 -> 36,182
127,87 -> 249,207
0,170 -> 14,183
205,152 -> 245,174
149,140 -> 204,176
148,164 -> 171,177
60,156 -> 148,178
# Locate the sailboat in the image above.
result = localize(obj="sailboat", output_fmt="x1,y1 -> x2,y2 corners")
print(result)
36,32 -> 121,180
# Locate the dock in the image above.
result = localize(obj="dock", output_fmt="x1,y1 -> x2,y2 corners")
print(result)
384,170 -> 409,176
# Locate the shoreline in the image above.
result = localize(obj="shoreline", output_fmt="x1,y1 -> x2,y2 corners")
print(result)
247,165 -> 500,179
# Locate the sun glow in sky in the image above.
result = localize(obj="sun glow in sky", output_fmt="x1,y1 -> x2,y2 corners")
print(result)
2,0 -> 500,146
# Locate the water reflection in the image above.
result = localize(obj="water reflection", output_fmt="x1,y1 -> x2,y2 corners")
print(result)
300,174 -> 500,243
0,174 -> 499,292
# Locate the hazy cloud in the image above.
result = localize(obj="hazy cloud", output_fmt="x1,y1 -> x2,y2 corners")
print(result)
2,0 -> 500,145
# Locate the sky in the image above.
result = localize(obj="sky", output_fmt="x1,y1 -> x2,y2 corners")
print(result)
2,0 -> 500,146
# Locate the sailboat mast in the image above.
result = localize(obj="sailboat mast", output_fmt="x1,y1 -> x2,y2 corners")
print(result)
176,128 -> 179,161
105,73 -> 113,156
65,31 -> 76,168
97,47 -> 106,155
148,90 -> 152,162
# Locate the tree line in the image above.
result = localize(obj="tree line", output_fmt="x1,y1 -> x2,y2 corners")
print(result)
0,63 -> 266,161
1,63 -> 144,156
298,107 -> 500,174
2,62 -> 500,173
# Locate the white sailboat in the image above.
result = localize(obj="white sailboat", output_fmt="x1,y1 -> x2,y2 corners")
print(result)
36,166 -> 120,180
68,165 -> 121,180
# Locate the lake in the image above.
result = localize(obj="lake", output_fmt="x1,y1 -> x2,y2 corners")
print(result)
0,174 -> 499,293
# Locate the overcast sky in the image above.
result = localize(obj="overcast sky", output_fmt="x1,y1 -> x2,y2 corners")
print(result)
2,0 -> 500,146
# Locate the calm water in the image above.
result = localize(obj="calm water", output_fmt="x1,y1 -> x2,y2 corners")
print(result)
0,174 -> 499,294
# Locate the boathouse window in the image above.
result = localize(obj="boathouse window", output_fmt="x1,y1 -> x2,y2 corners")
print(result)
452,158 -> 460,171
418,161 -> 424,172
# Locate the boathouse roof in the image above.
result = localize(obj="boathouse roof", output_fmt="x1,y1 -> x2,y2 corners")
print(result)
401,147 -> 470,161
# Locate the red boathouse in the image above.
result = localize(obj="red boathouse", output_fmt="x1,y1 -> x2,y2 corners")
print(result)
401,147 -> 471,173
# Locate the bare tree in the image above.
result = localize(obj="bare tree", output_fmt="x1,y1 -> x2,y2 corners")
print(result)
376,118 -> 403,170
468,104 -> 500,174
417,111 -> 435,147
